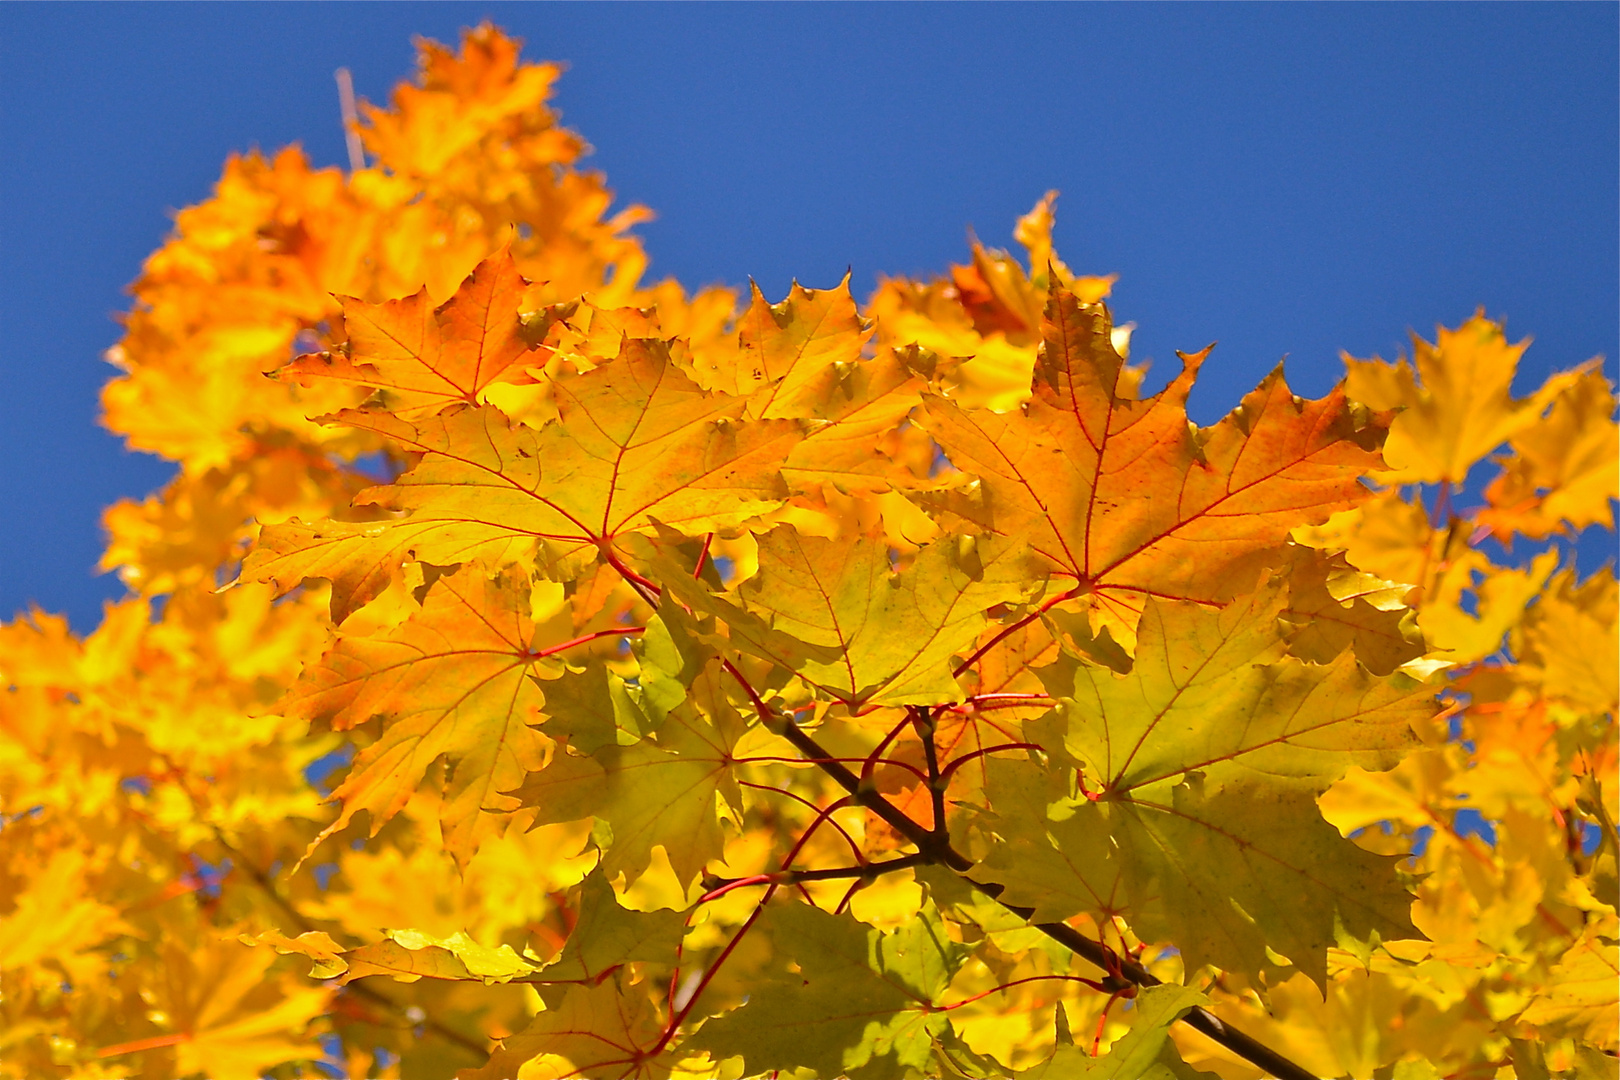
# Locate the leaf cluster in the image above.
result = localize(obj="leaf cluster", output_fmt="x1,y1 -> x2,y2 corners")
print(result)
2,24 -> 1614,1080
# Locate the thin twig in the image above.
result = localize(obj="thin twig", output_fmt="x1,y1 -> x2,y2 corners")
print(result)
705,853 -> 930,890
952,585 -> 1081,676
737,780 -> 865,861
335,68 -> 365,172
939,742 -> 1043,782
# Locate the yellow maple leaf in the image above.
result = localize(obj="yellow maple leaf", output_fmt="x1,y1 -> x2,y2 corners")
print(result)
869,192 -> 1121,412
285,563 -> 563,866
1345,311 -> 1578,485
250,321 -> 805,620
656,526 -> 1042,707
1477,363 -> 1619,541
91,935 -> 331,1080
1520,929 -> 1620,1047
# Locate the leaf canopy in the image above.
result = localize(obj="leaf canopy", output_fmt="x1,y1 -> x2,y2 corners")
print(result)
7,22 -> 1613,1080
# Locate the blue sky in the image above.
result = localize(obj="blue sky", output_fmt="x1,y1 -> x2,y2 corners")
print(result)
2,3 -> 1616,630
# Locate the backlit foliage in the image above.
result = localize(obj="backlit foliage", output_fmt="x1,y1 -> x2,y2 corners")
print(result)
2,25 -> 1615,1080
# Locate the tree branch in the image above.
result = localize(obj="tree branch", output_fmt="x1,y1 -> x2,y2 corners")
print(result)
969,879 -> 1319,1080
915,706 -> 949,837
719,671 -> 1319,1079
626,558 -> 1322,1080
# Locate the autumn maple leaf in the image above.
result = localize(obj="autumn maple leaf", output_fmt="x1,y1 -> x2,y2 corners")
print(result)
919,284 -> 1391,646
280,244 -> 543,415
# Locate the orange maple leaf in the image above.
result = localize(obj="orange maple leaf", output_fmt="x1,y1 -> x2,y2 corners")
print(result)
281,244 -> 540,414
250,331 -> 803,620
921,283 -> 1391,642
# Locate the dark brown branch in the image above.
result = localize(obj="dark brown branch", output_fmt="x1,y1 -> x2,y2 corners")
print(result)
766,705 -> 966,869
726,691 -> 1318,1080
914,706 -> 949,838
969,879 -> 1318,1080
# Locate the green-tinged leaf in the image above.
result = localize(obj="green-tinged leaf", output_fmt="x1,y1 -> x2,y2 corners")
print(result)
690,900 -> 968,1080
1018,985 -> 1217,1079
631,595 -> 711,726
979,761 -> 1420,987
1278,547 -> 1427,676
536,663 -> 648,754
659,527 -> 1041,707
968,759 -> 1124,924
540,870 -> 686,984
1571,1043 -> 1620,1080
510,690 -> 739,886
980,579 -> 1431,983
1040,578 -> 1430,793
461,977 -> 675,1080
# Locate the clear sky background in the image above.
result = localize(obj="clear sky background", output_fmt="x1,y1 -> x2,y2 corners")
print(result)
2,3 -> 1616,631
